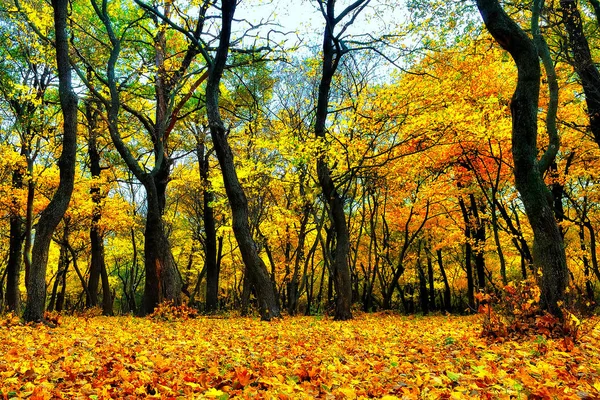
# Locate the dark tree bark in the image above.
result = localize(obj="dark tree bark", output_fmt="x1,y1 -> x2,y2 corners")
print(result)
23,0 -> 78,322
416,244 -> 429,314
437,249 -> 452,312
312,0 -> 370,321
287,203 -> 310,315
458,197 -> 476,311
578,223 -> 595,301
23,155 -> 35,286
6,167 -> 24,312
48,234 -> 69,313
205,0 -> 280,321
476,0 -> 569,318
469,194 -> 487,291
426,245 -> 436,311
560,0 -> 600,146
84,100 -> 112,315
196,138 -> 220,313
495,199 -> 533,272
87,0 -> 184,315
141,186 -> 182,314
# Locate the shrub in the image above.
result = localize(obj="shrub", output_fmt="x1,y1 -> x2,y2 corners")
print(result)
478,279 -> 583,347
149,301 -> 198,321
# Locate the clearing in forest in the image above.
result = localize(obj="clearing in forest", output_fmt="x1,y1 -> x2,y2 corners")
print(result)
0,313 -> 598,399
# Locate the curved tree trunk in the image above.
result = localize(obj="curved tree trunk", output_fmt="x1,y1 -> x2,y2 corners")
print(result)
23,0 -> 78,322
311,0 -> 372,321
476,0 -> 569,318
205,0 -> 280,321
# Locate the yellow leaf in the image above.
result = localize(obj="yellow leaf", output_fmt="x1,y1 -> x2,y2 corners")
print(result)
204,388 -> 225,398
338,386 -> 357,399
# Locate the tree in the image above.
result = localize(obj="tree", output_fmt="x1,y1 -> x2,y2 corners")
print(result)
23,0 -> 78,322
312,0 -> 374,321
205,0 -> 281,321
78,0 -> 189,314
475,0 -> 569,317
560,0 -> 600,147
84,99 -> 112,315
0,11 -> 52,313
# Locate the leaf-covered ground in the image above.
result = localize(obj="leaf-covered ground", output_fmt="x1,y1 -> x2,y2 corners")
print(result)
0,313 -> 598,399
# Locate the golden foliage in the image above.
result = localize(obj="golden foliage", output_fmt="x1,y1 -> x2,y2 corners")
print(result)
1,313 -> 599,399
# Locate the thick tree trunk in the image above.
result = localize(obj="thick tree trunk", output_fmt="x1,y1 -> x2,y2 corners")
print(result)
23,0 -> 78,322
205,0 -> 280,321
141,184 -> 183,315
476,0 -> 569,318
560,0 -> 600,146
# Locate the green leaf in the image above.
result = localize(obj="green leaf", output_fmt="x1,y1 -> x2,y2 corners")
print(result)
446,371 -> 460,382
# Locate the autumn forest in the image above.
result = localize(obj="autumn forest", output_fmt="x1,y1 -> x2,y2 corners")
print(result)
1,0 -> 600,397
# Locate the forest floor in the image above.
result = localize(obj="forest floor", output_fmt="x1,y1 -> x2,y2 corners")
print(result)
0,312 -> 598,399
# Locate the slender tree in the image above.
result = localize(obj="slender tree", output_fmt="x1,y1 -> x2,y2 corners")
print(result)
475,0 -> 569,317
313,0 -> 374,320
205,0 -> 281,321
560,0 -> 600,146
23,0 -> 78,322
84,99 -> 112,315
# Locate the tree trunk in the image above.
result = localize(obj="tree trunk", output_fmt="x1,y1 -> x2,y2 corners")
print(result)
205,0 -> 280,321
6,167 -> 24,312
100,258 -> 112,315
56,254 -> 69,313
469,194 -> 487,291
85,100 -> 111,313
437,249 -> 452,312
49,225 -> 69,313
288,205 -> 309,315
197,139 -> 220,313
312,0 -> 356,321
426,247 -> 436,311
24,0 -> 78,322
141,184 -> 183,314
476,0 -> 569,318
458,197 -> 476,311
490,198 -> 507,285
417,257 -> 429,314
578,223 -> 595,301
496,199 -> 533,270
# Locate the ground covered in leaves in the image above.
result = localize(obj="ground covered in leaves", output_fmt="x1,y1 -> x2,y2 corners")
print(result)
0,312 -> 599,399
